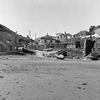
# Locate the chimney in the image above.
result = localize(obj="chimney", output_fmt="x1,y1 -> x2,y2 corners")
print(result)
64,31 -> 67,35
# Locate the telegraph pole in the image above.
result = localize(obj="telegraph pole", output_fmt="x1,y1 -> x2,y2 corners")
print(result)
29,30 -> 31,38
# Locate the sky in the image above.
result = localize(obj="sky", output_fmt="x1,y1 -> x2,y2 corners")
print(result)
0,0 -> 100,39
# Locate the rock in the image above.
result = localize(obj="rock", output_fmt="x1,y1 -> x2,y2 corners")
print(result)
81,83 -> 87,85
77,87 -> 81,89
0,76 -> 4,78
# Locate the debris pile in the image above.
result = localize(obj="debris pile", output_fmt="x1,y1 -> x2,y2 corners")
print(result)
89,52 -> 100,60
42,48 -> 83,60
66,48 -> 83,59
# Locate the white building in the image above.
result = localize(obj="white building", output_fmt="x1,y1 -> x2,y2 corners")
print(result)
93,27 -> 100,38
35,34 -> 57,45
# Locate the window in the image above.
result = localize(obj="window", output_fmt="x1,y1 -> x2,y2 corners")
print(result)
67,36 -> 70,39
44,40 -> 47,42
38,40 -> 40,42
7,34 -> 11,38
50,40 -> 52,43
6,40 -> 10,44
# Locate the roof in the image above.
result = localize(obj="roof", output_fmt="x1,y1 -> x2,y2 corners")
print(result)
65,33 -> 72,36
38,34 -> 56,40
56,33 -> 64,36
74,30 -> 91,36
94,25 -> 100,30
56,33 -> 72,37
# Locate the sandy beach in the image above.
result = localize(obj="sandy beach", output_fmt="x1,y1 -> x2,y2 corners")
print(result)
0,54 -> 100,100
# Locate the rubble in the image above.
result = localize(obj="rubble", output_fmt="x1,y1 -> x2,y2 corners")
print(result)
88,52 -> 100,60
42,48 -> 83,60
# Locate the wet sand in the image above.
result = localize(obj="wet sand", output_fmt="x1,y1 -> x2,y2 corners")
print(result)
0,55 -> 100,100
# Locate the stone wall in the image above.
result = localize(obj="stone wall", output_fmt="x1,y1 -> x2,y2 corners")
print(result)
94,38 -> 100,52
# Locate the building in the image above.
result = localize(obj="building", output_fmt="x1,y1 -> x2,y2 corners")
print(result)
73,30 -> 91,38
0,24 -> 17,51
35,34 -> 57,45
0,24 -> 31,52
93,26 -> 100,38
35,34 -> 59,50
67,42 -> 76,49
56,32 -> 72,42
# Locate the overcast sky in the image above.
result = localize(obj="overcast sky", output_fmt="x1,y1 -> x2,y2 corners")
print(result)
0,0 -> 100,39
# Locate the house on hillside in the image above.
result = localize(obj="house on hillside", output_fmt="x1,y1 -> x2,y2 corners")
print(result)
56,32 -> 72,42
17,35 -> 31,46
35,34 -> 59,50
73,30 -> 91,38
35,34 -> 57,44
66,38 -> 81,49
93,26 -> 100,38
